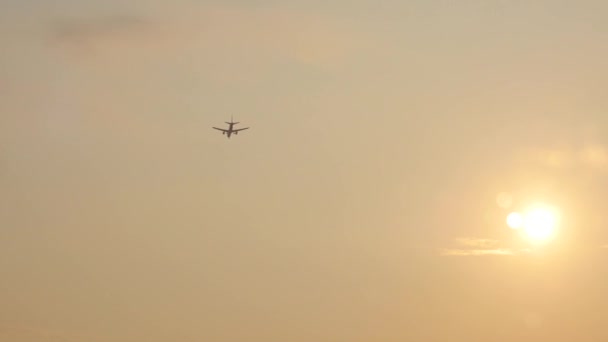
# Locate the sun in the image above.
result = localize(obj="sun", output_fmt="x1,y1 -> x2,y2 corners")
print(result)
506,203 -> 559,243
523,204 -> 559,242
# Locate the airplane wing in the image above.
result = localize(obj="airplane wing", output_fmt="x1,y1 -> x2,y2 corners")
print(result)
233,127 -> 249,132
212,127 -> 229,132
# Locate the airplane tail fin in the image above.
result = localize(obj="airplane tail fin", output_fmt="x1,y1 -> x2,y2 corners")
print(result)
225,115 -> 238,125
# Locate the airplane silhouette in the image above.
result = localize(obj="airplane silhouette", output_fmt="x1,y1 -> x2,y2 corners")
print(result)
212,116 -> 249,139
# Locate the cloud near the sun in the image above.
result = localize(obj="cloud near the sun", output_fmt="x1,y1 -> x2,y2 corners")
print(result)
439,238 -> 530,257
440,248 -> 517,256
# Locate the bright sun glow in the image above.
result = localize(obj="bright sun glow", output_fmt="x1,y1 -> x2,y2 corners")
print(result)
507,204 -> 559,243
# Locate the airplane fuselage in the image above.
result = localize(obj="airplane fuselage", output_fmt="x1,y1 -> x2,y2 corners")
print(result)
225,123 -> 236,138
213,118 -> 249,138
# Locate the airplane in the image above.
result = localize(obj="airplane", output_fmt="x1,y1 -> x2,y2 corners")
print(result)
212,116 -> 249,139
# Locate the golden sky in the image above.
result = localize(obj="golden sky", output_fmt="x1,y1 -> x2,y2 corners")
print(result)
2,0 -> 608,341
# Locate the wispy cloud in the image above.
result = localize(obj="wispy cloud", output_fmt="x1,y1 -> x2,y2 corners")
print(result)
440,248 -> 517,256
49,14 -> 156,53
52,14 -> 150,42
439,237 -> 529,257
45,5 -> 367,69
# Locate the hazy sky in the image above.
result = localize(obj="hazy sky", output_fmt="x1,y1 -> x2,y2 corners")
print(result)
3,0 -> 608,341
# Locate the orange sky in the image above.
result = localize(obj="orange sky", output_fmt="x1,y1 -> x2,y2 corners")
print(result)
2,0 -> 608,341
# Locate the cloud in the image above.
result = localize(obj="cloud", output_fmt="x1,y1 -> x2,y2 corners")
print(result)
49,14 -> 157,53
440,248 -> 517,256
52,14 -> 150,42
439,237 -> 530,257
45,4 -> 367,69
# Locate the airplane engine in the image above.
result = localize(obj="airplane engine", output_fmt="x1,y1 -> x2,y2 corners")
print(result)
222,131 -> 225,135
235,131 -> 238,135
